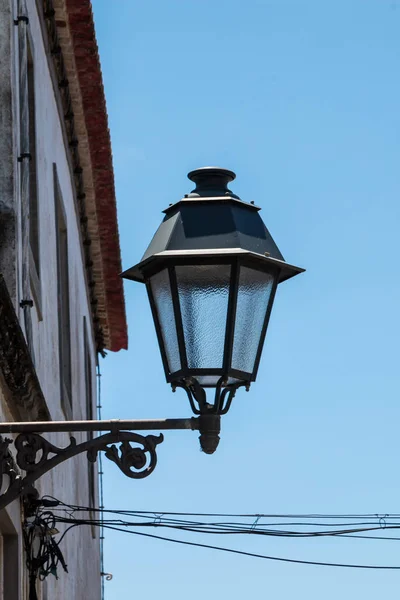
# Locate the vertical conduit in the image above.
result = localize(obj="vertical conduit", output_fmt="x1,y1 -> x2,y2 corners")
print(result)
96,359 -> 105,600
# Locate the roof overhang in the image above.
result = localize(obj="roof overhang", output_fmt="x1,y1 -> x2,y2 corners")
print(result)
122,248 -> 305,285
49,0 -> 127,351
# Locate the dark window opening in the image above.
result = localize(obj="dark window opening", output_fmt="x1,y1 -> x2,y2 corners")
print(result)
55,166 -> 72,416
27,42 -> 39,278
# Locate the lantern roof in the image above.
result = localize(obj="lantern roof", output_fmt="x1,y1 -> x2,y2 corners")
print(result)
122,167 -> 304,284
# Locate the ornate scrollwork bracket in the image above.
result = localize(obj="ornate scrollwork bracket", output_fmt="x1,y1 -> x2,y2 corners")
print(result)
0,431 -> 163,511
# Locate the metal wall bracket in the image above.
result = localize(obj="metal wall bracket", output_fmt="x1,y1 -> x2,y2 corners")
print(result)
0,431 -> 163,512
0,415 -> 220,510
14,15 -> 29,25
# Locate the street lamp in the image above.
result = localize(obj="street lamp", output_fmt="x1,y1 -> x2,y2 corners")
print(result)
122,167 -> 304,452
0,167 -> 303,510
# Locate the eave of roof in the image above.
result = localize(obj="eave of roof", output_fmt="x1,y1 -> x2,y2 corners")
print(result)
51,0 -> 127,351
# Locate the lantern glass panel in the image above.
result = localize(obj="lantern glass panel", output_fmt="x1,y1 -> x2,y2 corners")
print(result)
150,268 -> 181,374
175,264 -> 231,369
231,267 -> 275,374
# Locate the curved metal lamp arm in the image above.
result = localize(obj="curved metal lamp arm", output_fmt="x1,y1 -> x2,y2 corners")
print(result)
0,431 -> 163,512
170,378 -> 250,454
172,383 -> 201,415
219,382 -> 249,415
173,377 -> 250,416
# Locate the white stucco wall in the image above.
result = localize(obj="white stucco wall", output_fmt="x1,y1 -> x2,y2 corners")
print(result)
0,0 -> 101,598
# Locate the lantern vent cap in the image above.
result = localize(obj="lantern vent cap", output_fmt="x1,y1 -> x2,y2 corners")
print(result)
187,167 -> 240,199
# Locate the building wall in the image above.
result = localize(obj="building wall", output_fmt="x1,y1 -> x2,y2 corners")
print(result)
0,0 -> 101,598
0,0 -> 17,300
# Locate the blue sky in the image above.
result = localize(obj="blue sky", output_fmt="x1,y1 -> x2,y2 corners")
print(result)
91,1 -> 400,598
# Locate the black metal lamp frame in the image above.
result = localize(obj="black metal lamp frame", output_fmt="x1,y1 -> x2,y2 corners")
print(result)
122,167 -> 304,413
145,253 -> 281,389
118,167 -> 305,470
0,414 -> 219,512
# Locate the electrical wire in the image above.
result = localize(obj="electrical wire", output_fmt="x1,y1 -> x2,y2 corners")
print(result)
48,514 -> 400,539
42,501 -> 400,521
32,498 -> 400,570
40,497 -> 400,540
23,510 -> 68,600
40,518 -> 400,570
106,526 -> 400,570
